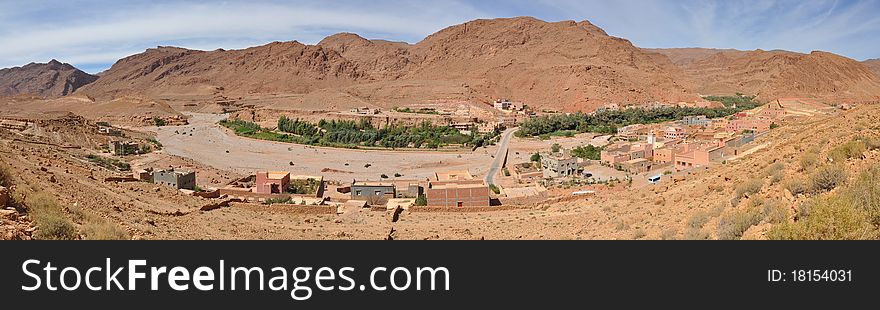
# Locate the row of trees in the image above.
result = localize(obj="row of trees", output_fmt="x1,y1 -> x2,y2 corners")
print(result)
516,97 -> 762,137
259,117 -> 499,149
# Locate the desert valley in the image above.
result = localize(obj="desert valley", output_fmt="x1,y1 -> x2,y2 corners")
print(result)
2,17 -> 880,240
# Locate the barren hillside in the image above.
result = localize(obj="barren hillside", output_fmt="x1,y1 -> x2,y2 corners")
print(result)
77,17 -> 699,111
653,48 -> 880,102
0,60 -> 98,97
865,59 -> 880,76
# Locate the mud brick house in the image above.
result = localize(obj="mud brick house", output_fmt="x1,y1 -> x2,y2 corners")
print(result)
425,170 -> 490,208
255,171 -> 290,194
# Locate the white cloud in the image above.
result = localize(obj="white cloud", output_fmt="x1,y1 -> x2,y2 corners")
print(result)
0,0 -> 878,73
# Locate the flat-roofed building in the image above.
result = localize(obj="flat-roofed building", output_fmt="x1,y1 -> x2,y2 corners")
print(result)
351,181 -> 396,200
426,170 -> 489,207
153,168 -> 196,190
255,171 -> 290,194
541,152 -> 578,178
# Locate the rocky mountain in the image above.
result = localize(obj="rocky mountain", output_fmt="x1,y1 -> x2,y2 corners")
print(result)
865,59 -> 880,77
78,17 -> 698,111
652,48 -> 880,102
70,17 -> 880,109
0,60 -> 98,97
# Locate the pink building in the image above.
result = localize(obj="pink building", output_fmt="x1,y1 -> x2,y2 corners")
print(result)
726,117 -> 772,133
664,126 -> 688,140
255,171 -> 290,194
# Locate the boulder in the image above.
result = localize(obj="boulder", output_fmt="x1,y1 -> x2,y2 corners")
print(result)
0,186 -> 9,208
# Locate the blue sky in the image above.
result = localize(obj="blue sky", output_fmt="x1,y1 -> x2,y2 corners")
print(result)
1,0 -> 878,73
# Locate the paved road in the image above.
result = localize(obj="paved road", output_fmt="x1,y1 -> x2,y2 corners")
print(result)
485,127 -> 518,185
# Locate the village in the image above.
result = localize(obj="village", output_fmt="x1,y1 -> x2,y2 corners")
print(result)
58,95 -> 801,221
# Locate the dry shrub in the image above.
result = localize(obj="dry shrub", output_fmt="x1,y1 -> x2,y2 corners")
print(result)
809,165 -> 847,194
0,161 -> 12,187
768,196 -> 876,240
683,228 -> 711,240
716,205 -> 763,240
732,178 -> 763,206
660,229 -> 677,240
26,192 -> 76,240
800,150 -> 820,172
784,179 -> 808,197
83,220 -> 130,240
687,211 -> 711,229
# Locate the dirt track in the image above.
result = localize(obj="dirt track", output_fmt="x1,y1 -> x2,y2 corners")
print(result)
149,113 -> 499,182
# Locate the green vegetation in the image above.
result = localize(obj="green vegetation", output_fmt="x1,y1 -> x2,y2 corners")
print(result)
265,197 -> 294,205
703,94 -> 759,108
571,145 -> 602,160
152,117 -> 167,127
530,153 -> 541,162
27,192 -> 76,240
489,184 -> 501,195
223,117 -> 498,149
393,107 -> 440,115
828,136 -> 880,162
551,143 -> 562,153
415,194 -> 428,206
147,137 -> 163,150
516,97 -> 761,137
381,174 -> 389,179
289,178 -> 321,195
86,154 -> 131,171
769,166 -> 880,240
502,168 -> 510,177
96,121 -> 111,127
394,173 -> 403,178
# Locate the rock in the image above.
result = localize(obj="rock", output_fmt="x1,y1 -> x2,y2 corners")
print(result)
0,208 -> 16,220
0,186 -> 9,208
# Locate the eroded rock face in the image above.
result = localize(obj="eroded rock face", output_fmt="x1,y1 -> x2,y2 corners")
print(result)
0,186 -> 9,208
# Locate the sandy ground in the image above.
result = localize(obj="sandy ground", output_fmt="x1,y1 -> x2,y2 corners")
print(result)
147,113 -> 500,183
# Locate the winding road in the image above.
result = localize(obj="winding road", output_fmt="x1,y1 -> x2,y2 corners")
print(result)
485,127 -> 518,186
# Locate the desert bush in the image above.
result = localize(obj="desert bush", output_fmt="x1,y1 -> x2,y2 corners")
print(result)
829,139 -> 868,162
0,161 -> 12,187
687,211 -> 711,229
841,166 -> 880,226
765,163 -> 785,185
732,178 -> 763,206
683,228 -> 711,240
716,207 -> 763,240
809,165 -> 847,194
800,150 -> 820,172
660,229 -> 677,240
632,229 -> 647,239
767,196 -> 876,240
784,179 -> 809,197
27,192 -> 76,240
762,199 -> 788,224
83,220 -> 130,240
